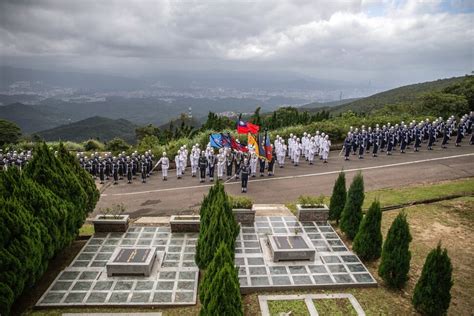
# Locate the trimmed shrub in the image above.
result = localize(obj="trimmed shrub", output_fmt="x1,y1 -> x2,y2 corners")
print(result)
329,170 -> 346,223
412,242 -> 453,315
106,137 -> 130,153
353,200 -> 382,261
340,172 -> 365,239
229,195 -> 253,209
378,211 -> 412,289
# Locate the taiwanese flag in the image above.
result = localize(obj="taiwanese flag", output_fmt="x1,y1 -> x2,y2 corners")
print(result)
264,130 -> 273,160
236,114 -> 260,134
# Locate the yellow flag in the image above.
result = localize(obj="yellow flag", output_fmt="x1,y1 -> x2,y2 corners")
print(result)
247,133 -> 260,157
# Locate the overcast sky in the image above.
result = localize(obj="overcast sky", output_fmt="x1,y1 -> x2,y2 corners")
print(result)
0,0 -> 473,88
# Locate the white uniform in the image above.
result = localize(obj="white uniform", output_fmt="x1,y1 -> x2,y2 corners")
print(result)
322,137 -> 331,162
156,156 -> 169,179
294,142 -> 302,165
217,152 -> 225,180
250,154 -> 258,176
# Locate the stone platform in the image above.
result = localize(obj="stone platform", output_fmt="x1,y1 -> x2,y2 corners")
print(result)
36,227 -> 198,307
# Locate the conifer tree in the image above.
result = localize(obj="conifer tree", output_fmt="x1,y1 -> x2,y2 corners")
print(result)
329,170 -> 346,223
200,262 -> 243,316
412,242 -> 453,315
353,200 -> 382,261
340,172 -> 365,239
378,211 -> 412,289
199,242 -> 234,308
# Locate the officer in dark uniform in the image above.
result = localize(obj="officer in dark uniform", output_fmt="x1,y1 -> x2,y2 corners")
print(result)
207,152 -> 216,181
198,152 -> 208,183
226,151 -> 234,179
343,132 -> 352,161
268,151 -> 276,176
240,158 -> 250,193
258,157 -> 266,177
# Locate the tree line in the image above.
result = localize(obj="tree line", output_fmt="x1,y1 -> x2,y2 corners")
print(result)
329,171 -> 453,315
0,143 -> 99,315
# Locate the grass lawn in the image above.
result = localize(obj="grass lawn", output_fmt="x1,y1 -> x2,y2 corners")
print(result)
78,223 -> 94,236
313,298 -> 357,316
286,177 -> 474,214
24,182 -> 474,315
267,300 -> 309,315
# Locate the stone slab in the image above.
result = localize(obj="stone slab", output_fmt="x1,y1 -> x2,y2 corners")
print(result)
134,217 -> 170,226
106,247 -> 157,277
253,204 -> 293,216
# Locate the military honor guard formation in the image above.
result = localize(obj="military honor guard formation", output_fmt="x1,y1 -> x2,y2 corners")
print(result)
2,112 -> 473,194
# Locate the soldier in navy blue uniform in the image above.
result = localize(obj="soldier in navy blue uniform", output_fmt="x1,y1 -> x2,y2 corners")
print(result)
198,152 -> 208,183
400,126 -> 408,153
226,151 -> 234,179
455,120 -> 465,146
343,132 -> 352,161
414,124 -> 422,152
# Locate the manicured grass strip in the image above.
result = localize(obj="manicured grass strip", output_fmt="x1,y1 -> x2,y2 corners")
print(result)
362,178 -> 474,209
313,298 -> 358,316
286,178 -> 474,215
268,299 -> 310,316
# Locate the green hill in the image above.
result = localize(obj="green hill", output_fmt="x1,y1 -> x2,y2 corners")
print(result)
0,102 -> 70,133
300,98 -> 361,111
37,116 -> 137,143
328,76 -> 470,114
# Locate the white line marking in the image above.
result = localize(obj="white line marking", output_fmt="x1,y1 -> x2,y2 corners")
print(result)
102,153 -> 474,197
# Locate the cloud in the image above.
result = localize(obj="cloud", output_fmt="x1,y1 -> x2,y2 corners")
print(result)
0,0 -> 472,86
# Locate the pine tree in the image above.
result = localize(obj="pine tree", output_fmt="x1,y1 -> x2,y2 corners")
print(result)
378,211 -> 412,289
353,200 -> 382,261
412,242 -> 453,315
200,262 -> 243,316
329,170 -> 346,223
340,172 -> 365,239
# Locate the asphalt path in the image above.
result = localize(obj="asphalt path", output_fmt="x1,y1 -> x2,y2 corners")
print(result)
94,144 -> 474,218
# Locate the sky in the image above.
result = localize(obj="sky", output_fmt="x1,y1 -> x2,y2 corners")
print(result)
0,0 -> 473,88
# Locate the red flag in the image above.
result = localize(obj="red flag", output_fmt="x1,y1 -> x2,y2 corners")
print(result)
237,120 -> 260,134
230,135 -> 248,152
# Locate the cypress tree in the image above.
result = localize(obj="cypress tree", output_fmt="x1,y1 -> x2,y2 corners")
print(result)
196,181 -> 239,269
329,170 -> 346,223
378,211 -> 412,289
412,243 -> 453,315
199,242 -> 234,308
353,200 -> 383,261
200,262 -> 243,316
340,172 -> 365,239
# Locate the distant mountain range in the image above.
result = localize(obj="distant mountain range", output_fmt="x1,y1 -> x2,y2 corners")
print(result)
299,98 -> 361,110
323,76 -> 469,114
37,116 -> 137,143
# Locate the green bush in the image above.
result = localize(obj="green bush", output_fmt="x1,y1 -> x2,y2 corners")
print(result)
106,137 -> 130,153
412,243 -> 453,315
340,172 -> 365,239
329,171 -> 346,223
229,196 -> 253,209
378,211 -> 412,289
83,139 -> 105,151
353,200 -> 382,261
297,194 -> 325,208
0,119 -> 21,147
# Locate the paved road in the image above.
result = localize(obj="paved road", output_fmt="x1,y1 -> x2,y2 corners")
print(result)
94,145 -> 474,218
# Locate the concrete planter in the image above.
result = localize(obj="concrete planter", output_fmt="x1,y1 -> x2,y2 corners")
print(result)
296,204 -> 329,222
170,215 -> 200,232
233,208 -> 255,223
92,214 -> 130,232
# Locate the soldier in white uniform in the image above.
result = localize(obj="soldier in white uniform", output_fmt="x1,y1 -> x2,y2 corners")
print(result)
156,152 -> 170,180
217,148 -> 226,180
322,135 -> 331,163
294,138 -> 302,166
